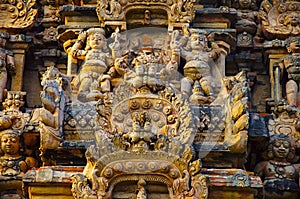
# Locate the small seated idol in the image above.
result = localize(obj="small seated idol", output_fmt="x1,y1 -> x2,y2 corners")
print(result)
71,28 -> 114,102
254,134 -> 299,199
0,130 -> 37,177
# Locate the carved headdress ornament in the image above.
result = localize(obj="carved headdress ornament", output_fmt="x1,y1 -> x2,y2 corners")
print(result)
86,28 -> 106,37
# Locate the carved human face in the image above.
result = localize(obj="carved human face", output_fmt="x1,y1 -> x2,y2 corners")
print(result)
190,34 -> 206,50
286,12 -> 300,27
144,121 -> 152,132
239,0 -> 251,9
89,33 -> 106,50
1,133 -> 20,156
272,139 -> 290,160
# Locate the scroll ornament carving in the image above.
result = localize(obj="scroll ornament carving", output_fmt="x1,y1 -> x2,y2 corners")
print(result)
0,0 -> 37,29
223,71 -> 249,153
96,0 -> 195,24
258,0 -> 300,38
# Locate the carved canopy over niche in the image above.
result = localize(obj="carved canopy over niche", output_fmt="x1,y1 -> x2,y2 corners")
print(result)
259,0 -> 300,39
0,0 -> 37,30
96,0 -> 196,28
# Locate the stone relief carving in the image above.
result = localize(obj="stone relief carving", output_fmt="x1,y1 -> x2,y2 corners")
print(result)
254,134 -> 299,199
0,0 -> 37,30
70,28 -> 117,102
0,32 -> 15,103
277,37 -> 300,107
233,0 -> 258,47
30,66 -> 71,165
223,71 -> 249,153
258,0 -> 300,39
170,28 -> 224,104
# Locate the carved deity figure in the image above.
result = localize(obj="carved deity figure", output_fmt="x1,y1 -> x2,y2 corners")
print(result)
42,0 -> 61,24
173,29 -> 221,104
124,112 -> 156,152
235,0 -> 258,35
254,134 -> 299,199
71,28 -> 114,102
136,179 -> 147,199
125,45 -> 163,92
283,12 -> 300,35
279,37 -> 300,107
0,33 -> 15,103
0,130 -> 37,177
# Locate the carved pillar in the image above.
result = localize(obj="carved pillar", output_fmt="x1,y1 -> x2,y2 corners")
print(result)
7,35 -> 30,91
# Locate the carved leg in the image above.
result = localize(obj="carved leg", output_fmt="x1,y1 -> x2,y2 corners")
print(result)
286,80 -> 298,106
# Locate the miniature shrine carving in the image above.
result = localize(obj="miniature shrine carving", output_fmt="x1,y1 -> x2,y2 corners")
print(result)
0,0 -> 297,197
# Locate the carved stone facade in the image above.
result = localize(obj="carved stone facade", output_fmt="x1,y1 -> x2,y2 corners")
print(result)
0,0 -> 300,198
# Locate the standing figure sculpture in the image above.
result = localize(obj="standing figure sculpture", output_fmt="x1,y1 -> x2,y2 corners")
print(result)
0,33 -> 15,103
254,134 -> 299,199
172,29 -> 221,104
279,37 -> 300,107
71,28 -> 115,102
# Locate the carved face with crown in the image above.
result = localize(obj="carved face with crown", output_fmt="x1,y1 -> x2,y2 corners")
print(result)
0,131 -> 21,157
267,134 -> 295,163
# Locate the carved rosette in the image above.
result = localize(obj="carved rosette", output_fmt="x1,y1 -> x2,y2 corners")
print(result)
259,0 -> 300,39
0,0 -> 37,30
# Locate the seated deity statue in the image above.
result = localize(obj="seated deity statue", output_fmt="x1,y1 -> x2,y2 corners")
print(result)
71,28 -> 115,102
174,29 -> 221,104
279,37 -> 300,107
0,32 -> 15,103
0,130 -> 37,177
254,134 -> 299,199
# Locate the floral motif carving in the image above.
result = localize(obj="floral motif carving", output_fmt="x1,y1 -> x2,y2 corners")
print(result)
0,0 -> 37,30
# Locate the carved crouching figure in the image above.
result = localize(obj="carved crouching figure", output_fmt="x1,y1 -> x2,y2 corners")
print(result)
254,134 -> 299,199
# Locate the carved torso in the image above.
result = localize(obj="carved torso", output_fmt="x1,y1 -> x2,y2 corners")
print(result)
283,54 -> 300,81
